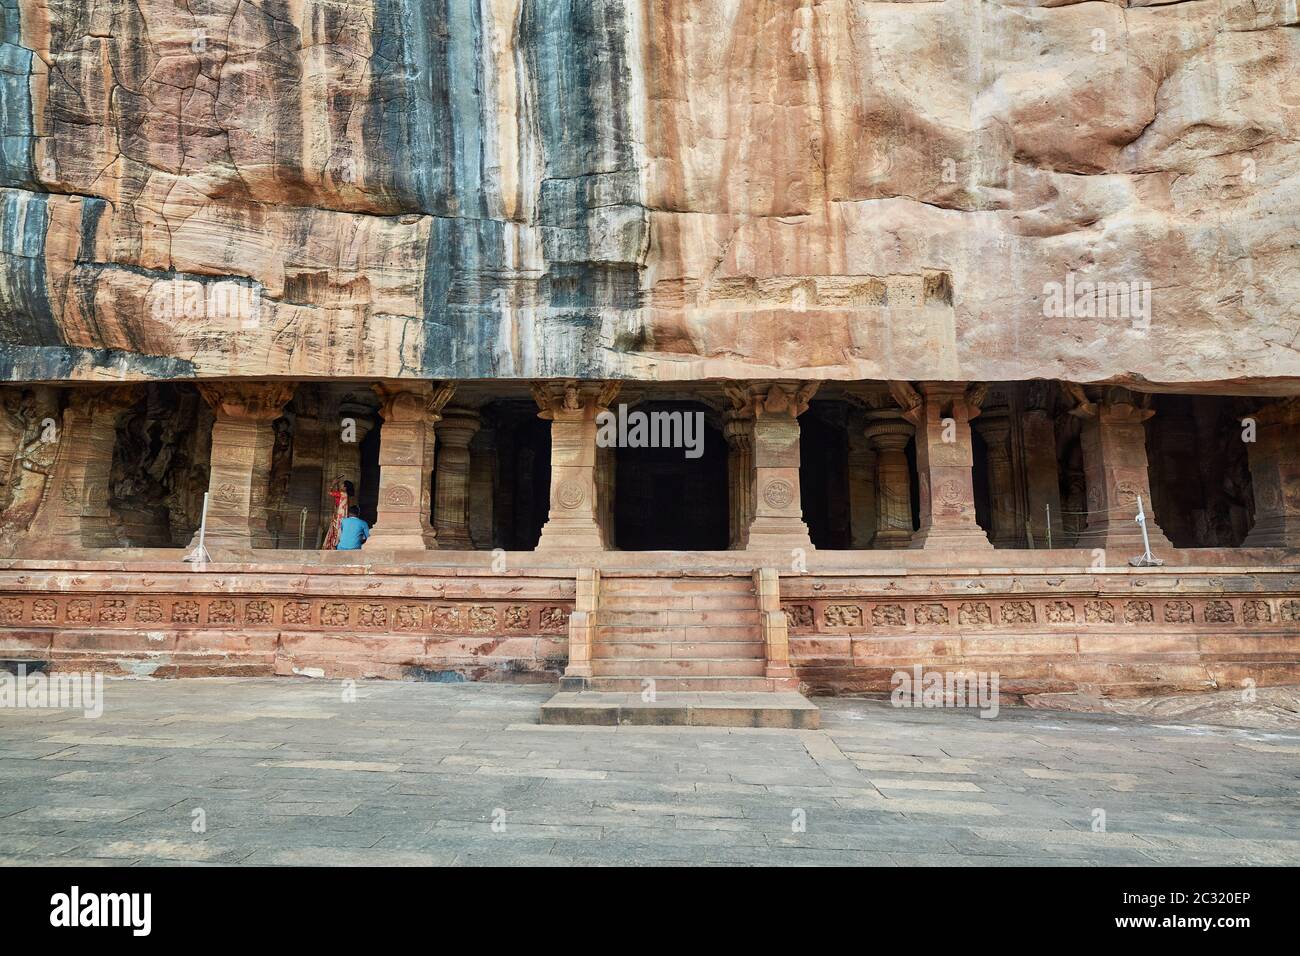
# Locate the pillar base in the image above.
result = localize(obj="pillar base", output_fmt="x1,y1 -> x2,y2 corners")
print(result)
1082,523 -> 1174,556
908,526 -> 992,551
1243,516 -> 1300,549
535,518 -> 605,551
365,528 -> 436,551
872,529 -> 913,550
433,531 -> 474,550
745,517 -> 814,552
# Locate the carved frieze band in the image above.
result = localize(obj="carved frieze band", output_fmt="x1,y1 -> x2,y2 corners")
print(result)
780,596 -> 1299,632
0,595 -> 572,635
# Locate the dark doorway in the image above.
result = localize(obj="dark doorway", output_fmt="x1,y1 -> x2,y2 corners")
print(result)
1146,395 -> 1253,547
492,405 -> 552,550
800,405 -> 851,549
109,383 -> 212,547
614,402 -> 727,550
971,426 -> 992,536
357,424 -> 381,527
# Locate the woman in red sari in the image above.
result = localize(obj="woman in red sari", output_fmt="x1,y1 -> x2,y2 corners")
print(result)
323,477 -> 354,550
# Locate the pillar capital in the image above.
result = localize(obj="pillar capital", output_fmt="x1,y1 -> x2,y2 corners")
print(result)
974,409 -> 1012,449
895,380 -> 985,428
724,381 -> 819,420
864,411 -> 914,451
373,381 -> 455,424
1248,396 -> 1300,428
197,381 -> 296,421
65,385 -> 138,418
435,407 -> 482,447
722,408 -> 754,448
532,380 -> 620,421
1064,384 -> 1154,425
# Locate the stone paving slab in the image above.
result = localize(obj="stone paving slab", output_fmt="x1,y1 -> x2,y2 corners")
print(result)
539,690 -> 820,728
0,678 -> 1298,866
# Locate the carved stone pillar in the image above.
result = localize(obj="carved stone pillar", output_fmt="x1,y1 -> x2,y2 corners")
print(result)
1242,397 -> 1300,548
595,441 -> 616,550
533,380 -> 620,551
899,381 -> 992,551
367,382 -> 454,551
195,381 -> 297,552
975,409 -> 1018,548
1069,386 -> 1173,554
727,382 -> 817,551
723,409 -> 756,549
433,406 -> 481,549
27,386 -> 137,552
864,413 -> 914,549
468,427 -> 497,550
846,420 -> 877,549
1021,383 -> 1064,548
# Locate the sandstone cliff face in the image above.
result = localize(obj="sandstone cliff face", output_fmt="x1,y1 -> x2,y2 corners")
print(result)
0,0 -> 1296,389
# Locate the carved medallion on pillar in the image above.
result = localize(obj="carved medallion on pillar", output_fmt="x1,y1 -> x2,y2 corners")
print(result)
533,380 -> 620,551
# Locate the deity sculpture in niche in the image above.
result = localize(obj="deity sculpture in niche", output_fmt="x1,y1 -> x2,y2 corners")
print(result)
0,389 -> 61,552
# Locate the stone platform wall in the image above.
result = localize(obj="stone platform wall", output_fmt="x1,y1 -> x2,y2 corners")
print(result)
781,569 -> 1300,699
3,561 -> 1299,699
0,566 -> 574,682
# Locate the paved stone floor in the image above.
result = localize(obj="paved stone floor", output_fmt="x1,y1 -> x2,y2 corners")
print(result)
1,678 -> 1298,866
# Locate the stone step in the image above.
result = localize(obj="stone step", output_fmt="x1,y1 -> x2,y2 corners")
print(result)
596,609 -> 761,627
572,675 -> 796,693
599,578 -> 756,597
592,640 -> 767,660
597,593 -> 758,611
594,624 -> 760,643
539,691 -> 820,728
591,657 -> 766,677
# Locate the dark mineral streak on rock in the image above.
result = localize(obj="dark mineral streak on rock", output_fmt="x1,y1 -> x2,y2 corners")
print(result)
0,0 -> 37,190
0,190 -> 57,345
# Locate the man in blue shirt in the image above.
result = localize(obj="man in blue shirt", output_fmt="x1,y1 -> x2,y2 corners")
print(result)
336,506 -> 370,550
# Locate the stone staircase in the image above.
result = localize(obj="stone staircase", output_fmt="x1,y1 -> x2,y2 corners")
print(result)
543,571 -> 817,727
580,575 -> 785,691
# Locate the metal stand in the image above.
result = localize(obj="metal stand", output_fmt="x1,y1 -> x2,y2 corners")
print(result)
1129,494 -> 1163,567
183,492 -> 212,566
